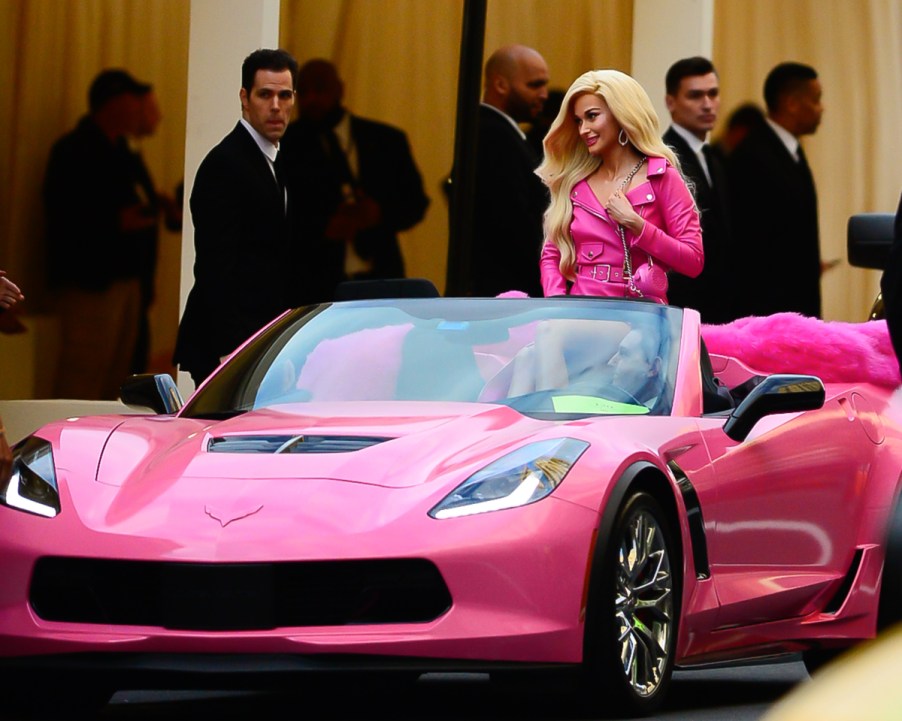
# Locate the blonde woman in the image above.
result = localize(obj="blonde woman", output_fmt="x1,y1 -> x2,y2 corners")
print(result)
537,69 -> 703,301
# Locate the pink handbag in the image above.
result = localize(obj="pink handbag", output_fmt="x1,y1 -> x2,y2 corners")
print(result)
617,225 -> 668,303
631,257 -> 668,301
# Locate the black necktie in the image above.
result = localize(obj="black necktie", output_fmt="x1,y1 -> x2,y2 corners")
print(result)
322,129 -> 354,188
700,144 -> 715,188
270,157 -> 286,216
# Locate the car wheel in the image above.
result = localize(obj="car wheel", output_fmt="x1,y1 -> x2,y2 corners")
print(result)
878,498 -> 902,630
581,491 -> 679,716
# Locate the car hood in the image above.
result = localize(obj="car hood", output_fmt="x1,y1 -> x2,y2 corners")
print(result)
38,402 -> 591,553
90,401 -> 562,489
38,402 -> 689,556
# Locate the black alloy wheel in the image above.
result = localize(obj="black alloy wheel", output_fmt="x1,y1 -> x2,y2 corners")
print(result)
582,491 -> 679,716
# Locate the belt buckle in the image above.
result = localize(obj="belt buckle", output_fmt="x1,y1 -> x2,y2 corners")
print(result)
591,264 -> 611,282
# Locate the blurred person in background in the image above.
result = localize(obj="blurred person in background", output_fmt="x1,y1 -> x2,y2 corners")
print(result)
728,62 -> 825,318
43,69 -> 154,399
127,86 -> 182,373
281,59 -> 429,299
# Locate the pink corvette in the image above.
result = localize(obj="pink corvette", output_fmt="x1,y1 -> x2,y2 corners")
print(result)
4,295 -> 902,716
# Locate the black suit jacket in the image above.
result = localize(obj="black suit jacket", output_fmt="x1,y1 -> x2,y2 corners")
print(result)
173,122 -> 302,379
467,105 -> 547,298
663,126 -> 736,323
43,116 -> 151,291
281,114 -> 429,296
727,122 -> 821,318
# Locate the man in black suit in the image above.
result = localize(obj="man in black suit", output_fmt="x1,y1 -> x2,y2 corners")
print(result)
173,49 -> 301,387
280,59 -> 429,299
467,45 -> 550,298
728,62 -> 825,318
662,57 -> 736,323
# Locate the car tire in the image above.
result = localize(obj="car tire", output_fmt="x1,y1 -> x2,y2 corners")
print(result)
580,491 -> 679,716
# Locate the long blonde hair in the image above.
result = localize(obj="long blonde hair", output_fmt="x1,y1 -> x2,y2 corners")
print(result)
536,69 -> 683,279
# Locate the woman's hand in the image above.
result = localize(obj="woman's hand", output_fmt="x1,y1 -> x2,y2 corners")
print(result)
605,190 -> 645,235
0,272 -> 24,310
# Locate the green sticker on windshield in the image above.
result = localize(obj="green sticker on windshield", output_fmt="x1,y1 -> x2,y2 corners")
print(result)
551,395 -> 650,415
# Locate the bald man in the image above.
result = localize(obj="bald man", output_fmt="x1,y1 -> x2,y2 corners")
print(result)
467,45 -> 550,297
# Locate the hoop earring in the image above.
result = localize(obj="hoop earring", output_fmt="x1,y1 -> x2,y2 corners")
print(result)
618,129 -> 629,146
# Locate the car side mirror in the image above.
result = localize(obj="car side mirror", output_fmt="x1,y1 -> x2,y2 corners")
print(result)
847,212 -> 895,270
120,373 -> 184,415
723,374 -> 825,442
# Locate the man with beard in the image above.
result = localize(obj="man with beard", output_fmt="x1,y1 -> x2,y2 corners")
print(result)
465,45 -> 550,298
280,60 -> 429,301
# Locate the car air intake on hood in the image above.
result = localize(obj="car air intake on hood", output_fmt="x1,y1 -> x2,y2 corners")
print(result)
207,435 -> 392,454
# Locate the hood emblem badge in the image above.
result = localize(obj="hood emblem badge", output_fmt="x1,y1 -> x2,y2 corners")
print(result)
204,504 -> 263,527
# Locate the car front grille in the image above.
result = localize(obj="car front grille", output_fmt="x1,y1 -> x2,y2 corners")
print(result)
30,557 -> 452,631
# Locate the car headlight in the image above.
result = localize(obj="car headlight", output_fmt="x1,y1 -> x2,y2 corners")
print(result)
1,437 -> 60,518
429,438 -> 589,519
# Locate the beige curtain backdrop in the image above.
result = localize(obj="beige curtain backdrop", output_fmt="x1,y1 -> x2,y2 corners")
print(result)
1,0 -> 900,399
0,0 -> 189,385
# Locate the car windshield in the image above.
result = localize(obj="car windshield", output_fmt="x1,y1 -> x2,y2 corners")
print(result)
180,298 -> 683,420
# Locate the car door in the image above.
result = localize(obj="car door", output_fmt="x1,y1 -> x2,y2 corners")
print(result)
695,392 -> 878,629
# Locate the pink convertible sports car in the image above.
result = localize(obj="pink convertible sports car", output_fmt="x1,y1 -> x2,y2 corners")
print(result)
3,295 -> 902,716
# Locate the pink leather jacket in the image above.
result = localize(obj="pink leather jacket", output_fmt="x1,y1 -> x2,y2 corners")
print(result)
540,156 -> 703,299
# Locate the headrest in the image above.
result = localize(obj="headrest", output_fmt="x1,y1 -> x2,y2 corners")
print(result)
334,278 -> 440,300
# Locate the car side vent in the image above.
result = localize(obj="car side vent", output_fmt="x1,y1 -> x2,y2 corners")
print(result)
207,435 -> 392,454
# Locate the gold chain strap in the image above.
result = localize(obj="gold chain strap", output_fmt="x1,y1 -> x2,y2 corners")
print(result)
615,156 -> 647,296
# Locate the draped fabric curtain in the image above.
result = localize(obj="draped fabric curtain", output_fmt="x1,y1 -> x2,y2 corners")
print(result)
0,0 -> 189,376
0,0 -> 900,398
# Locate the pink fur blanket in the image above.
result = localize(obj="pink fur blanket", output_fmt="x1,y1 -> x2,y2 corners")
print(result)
701,314 -> 901,388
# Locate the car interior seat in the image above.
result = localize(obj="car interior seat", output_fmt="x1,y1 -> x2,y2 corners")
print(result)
700,339 -> 736,414
333,278 -> 440,300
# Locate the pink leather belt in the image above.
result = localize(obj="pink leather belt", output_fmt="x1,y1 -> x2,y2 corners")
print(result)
574,264 -> 626,283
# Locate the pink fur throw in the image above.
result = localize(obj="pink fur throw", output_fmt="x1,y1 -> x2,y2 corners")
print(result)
701,314 -> 901,388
